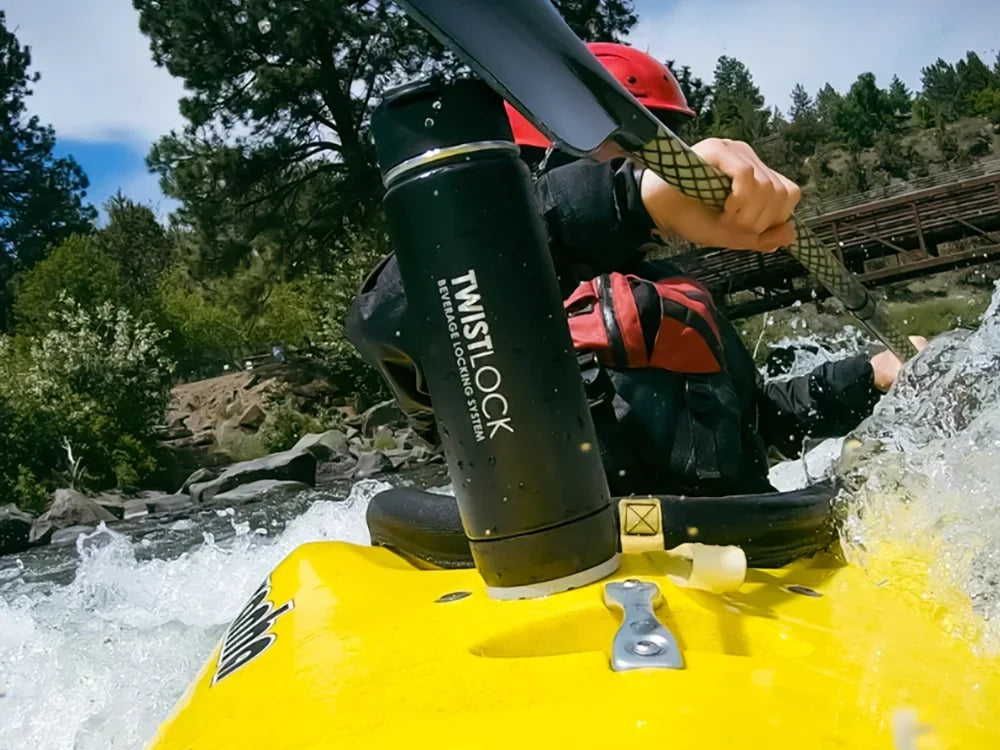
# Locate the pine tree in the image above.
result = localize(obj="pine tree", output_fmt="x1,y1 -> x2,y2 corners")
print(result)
783,84 -> 825,161
887,75 -> 912,115
956,51 -> 998,113
709,56 -> 770,143
789,84 -> 815,121
0,11 -> 96,328
921,58 -> 963,121
815,84 -> 844,127
836,73 -> 897,148
665,59 -> 712,140
99,193 -> 173,296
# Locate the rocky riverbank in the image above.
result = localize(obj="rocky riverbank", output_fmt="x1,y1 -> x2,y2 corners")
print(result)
0,391 -> 442,557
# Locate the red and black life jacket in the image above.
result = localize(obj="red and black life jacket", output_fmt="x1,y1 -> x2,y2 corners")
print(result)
564,273 -> 725,375
564,272 -> 762,496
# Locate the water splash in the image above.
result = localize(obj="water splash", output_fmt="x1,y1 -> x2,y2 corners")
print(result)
838,283 -> 1000,651
0,480 -> 390,749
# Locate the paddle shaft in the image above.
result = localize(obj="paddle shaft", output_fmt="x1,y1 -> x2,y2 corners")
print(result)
630,124 -> 918,360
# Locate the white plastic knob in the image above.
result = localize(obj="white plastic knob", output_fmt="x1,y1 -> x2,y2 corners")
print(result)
667,543 -> 747,593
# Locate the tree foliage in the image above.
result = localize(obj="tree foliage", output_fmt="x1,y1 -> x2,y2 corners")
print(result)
887,75 -> 912,115
0,11 -> 96,328
709,56 -> 771,143
835,73 -> 899,149
134,0 -> 637,275
782,84 -> 826,162
13,235 -> 129,336
99,192 -> 174,295
666,60 -> 712,140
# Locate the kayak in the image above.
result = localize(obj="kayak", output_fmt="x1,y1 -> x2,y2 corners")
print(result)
145,489 -> 1000,749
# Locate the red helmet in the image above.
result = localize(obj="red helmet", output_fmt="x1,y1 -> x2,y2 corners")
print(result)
505,42 -> 696,150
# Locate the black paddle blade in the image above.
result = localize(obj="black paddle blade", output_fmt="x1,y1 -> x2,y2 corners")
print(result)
395,0 -> 660,155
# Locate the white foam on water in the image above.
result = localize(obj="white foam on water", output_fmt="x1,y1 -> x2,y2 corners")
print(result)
769,286 -> 1000,650
0,479 -> 390,750
839,286 -> 1000,651
768,437 -> 845,492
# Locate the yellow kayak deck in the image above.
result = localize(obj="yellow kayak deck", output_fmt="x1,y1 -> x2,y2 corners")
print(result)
147,542 -> 1000,749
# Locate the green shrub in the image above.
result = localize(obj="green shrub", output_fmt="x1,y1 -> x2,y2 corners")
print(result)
155,264 -> 249,375
256,385 -> 343,454
0,390 -> 61,513
13,467 -> 50,515
111,435 -> 159,491
311,223 -> 390,403
13,235 -> 130,336
971,87 -> 1000,125
19,296 -> 174,487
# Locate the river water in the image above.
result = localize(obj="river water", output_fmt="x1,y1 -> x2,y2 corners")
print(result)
2,287 -> 999,748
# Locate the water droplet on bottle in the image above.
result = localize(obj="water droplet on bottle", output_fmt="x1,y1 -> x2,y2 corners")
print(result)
424,117 -> 434,127
266,53 -> 280,64
579,442 -> 593,453
433,189 -> 439,196
432,99 -> 442,110
258,18 -> 272,33
235,11 -> 248,24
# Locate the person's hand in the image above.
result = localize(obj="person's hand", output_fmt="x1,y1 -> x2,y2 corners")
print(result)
870,336 -> 929,392
640,138 -> 801,252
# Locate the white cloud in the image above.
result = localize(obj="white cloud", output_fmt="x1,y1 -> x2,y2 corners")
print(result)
3,0 -> 185,147
629,0 -> 1000,116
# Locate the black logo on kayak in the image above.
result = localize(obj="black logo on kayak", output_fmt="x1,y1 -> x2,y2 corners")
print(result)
212,576 -> 294,685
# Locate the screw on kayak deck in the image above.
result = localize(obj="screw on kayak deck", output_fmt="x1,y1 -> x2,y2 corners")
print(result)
435,591 -> 472,603
604,580 -> 684,671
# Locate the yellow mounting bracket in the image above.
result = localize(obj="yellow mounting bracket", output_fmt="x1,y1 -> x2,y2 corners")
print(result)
618,497 -> 664,554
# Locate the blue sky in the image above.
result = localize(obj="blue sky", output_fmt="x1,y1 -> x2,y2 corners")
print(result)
5,0 -> 1000,225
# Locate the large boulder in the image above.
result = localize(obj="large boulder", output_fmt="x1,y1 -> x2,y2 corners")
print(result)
189,448 -> 317,504
0,504 -> 33,556
292,429 -> 348,461
29,489 -> 118,544
239,404 -> 267,429
353,451 -> 391,478
94,493 -> 149,521
212,480 -> 310,504
50,525 -> 95,547
141,492 -> 194,514
179,467 -> 218,495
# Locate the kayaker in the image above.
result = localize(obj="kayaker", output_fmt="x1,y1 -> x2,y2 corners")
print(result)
347,42 -> 925,496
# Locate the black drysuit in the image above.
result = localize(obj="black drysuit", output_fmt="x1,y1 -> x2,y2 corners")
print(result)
347,158 -> 881,496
